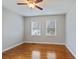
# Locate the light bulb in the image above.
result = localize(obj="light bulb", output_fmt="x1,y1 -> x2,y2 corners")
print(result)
28,3 -> 35,8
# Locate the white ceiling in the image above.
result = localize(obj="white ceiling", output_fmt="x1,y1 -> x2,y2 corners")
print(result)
3,0 -> 75,16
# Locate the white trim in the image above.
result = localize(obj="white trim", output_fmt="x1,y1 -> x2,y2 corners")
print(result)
2,42 -> 24,52
31,21 -> 41,36
2,41 -> 75,58
24,41 -> 65,45
65,44 -> 76,58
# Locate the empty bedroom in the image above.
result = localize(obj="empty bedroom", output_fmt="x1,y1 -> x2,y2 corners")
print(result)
2,0 -> 76,59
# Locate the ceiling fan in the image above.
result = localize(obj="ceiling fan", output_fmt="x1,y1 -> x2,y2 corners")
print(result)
17,0 -> 43,10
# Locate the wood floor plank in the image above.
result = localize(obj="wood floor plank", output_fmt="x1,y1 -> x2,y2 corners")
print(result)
2,43 -> 75,59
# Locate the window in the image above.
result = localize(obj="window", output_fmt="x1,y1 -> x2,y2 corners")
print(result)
31,21 -> 41,36
46,20 -> 56,36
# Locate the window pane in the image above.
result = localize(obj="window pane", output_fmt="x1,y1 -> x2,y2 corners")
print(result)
46,20 -> 56,36
31,22 -> 41,36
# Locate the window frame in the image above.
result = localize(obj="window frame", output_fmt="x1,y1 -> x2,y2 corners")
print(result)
31,21 -> 41,36
46,20 -> 56,36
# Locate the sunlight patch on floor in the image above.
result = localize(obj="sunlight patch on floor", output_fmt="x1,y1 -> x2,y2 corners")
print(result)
32,50 -> 40,59
47,51 -> 56,59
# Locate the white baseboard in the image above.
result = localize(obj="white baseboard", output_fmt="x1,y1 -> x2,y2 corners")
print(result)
2,41 -> 75,58
2,41 -> 65,52
65,44 -> 76,58
24,41 -> 65,45
2,42 -> 24,52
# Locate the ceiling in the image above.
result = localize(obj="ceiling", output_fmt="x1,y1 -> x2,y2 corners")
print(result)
3,0 -> 75,16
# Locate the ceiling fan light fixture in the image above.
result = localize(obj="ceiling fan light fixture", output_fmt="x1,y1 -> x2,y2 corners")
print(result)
28,3 -> 35,8
17,0 -> 43,10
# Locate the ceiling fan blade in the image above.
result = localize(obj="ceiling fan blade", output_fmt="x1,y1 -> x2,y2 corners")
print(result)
17,3 -> 27,5
35,0 -> 43,3
35,5 -> 43,10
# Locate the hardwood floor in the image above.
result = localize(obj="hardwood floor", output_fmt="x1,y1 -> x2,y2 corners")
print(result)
2,43 -> 75,59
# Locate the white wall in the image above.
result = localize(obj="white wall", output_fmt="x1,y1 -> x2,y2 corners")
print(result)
66,3 -> 76,57
24,15 -> 65,44
2,7 -> 24,51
